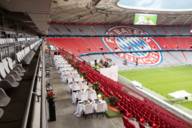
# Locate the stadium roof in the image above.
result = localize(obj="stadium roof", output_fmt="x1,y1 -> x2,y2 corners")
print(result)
117,0 -> 192,12
50,0 -> 192,25
1,0 -> 192,35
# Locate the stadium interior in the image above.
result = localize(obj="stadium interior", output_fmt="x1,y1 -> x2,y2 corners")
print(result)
0,0 -> 192,128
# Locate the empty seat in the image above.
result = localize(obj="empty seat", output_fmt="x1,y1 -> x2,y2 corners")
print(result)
16,50 -> 24,62
2,59 -> 22,81
83,103 -> 94,117
33,43 -> 41,51
0,88 -> 11,107
6,57 -> 25,75
0,63 -> 19,89
16,50 -> 26,72
123,116 -> 136,128
0,108 -> 4,119
23,50 -> 35,65
24,47 -> 29,56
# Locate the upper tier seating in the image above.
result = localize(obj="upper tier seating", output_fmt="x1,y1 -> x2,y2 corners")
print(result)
0,38 -> 42,121
48,25 -> 191,36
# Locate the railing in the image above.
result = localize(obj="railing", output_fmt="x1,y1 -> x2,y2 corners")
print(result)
79,49 -> 192,57
0,38 -> 41,60
119,76 -> 192,123
41,42 -> 48,128
31,61 -> 42,128
47,34 -> 192,37
21,46 -> 41,128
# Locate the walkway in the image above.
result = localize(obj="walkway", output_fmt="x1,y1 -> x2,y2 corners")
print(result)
48,67 -> 124,128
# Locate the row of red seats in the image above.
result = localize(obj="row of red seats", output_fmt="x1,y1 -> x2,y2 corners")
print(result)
48,37 -> 192,57
47,37 -> 108,55
77,61 -> 190,128
123,116 -> 136,128
59,49 -> 192,128
154,37 -> 192,49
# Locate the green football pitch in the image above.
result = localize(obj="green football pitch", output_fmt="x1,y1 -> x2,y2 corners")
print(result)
119,65 -> 192,109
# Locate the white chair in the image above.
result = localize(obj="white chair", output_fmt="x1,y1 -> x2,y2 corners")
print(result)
83,103 -> 94,118
24,47 -> 30,56
72,92 -> 78,104
16,50 -> 25,63
15,52 -> 26,72
23,50 -> 35,64
88,90 -> 97,101
0,108 -> 4,119
0,62 -> 19,89
67,77 -> 73,84
2,59 -> 22,81
79,91 -> 88,101
6,57 -> 25,75
0,88 -> 11,107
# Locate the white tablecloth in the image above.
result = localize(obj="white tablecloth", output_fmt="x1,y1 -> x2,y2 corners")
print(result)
94,100 -> 108,113
88,89 -> 97,101
74,100 -> 108,117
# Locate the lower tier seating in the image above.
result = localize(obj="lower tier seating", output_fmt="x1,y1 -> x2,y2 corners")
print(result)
58,49 -> 192,128
47,37 -> 109,55
48,37 -> 192,56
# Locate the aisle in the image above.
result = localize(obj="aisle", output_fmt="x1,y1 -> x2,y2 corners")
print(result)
48,67 -> 124,128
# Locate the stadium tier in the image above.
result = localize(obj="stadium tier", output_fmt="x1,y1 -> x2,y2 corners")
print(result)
47,25 -> 192,128
47,35 -> 192,69
47,37 -> 108,55
154,37 -> 192,49
57,49 -> 192,128
1,1 -> 192,128
48,37 -> 192,54
48,24 -> 191,36
0,38 -> 42,128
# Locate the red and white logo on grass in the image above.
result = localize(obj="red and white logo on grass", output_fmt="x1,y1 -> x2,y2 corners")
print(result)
103,26 -> 162,65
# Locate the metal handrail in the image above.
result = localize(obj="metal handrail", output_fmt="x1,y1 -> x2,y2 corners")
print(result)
79,49 -> 192,56
47,34 -> 192,37
41,42 -> 48,128
21,48 -> 41,128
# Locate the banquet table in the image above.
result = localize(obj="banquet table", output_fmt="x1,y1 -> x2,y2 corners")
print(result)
74,99 -> 108,117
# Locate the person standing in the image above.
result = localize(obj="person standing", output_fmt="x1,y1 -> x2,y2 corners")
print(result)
136,58 -> 139,66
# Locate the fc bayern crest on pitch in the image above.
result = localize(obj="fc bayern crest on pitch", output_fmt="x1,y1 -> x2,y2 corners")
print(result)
103,26 -> 162,65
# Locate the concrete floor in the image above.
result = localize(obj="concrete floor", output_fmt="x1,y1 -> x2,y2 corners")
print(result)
48,67 -> 124,128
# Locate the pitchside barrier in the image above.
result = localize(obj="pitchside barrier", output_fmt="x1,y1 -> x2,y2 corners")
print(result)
79,49 -> 192,57
119,75 -> 192,123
